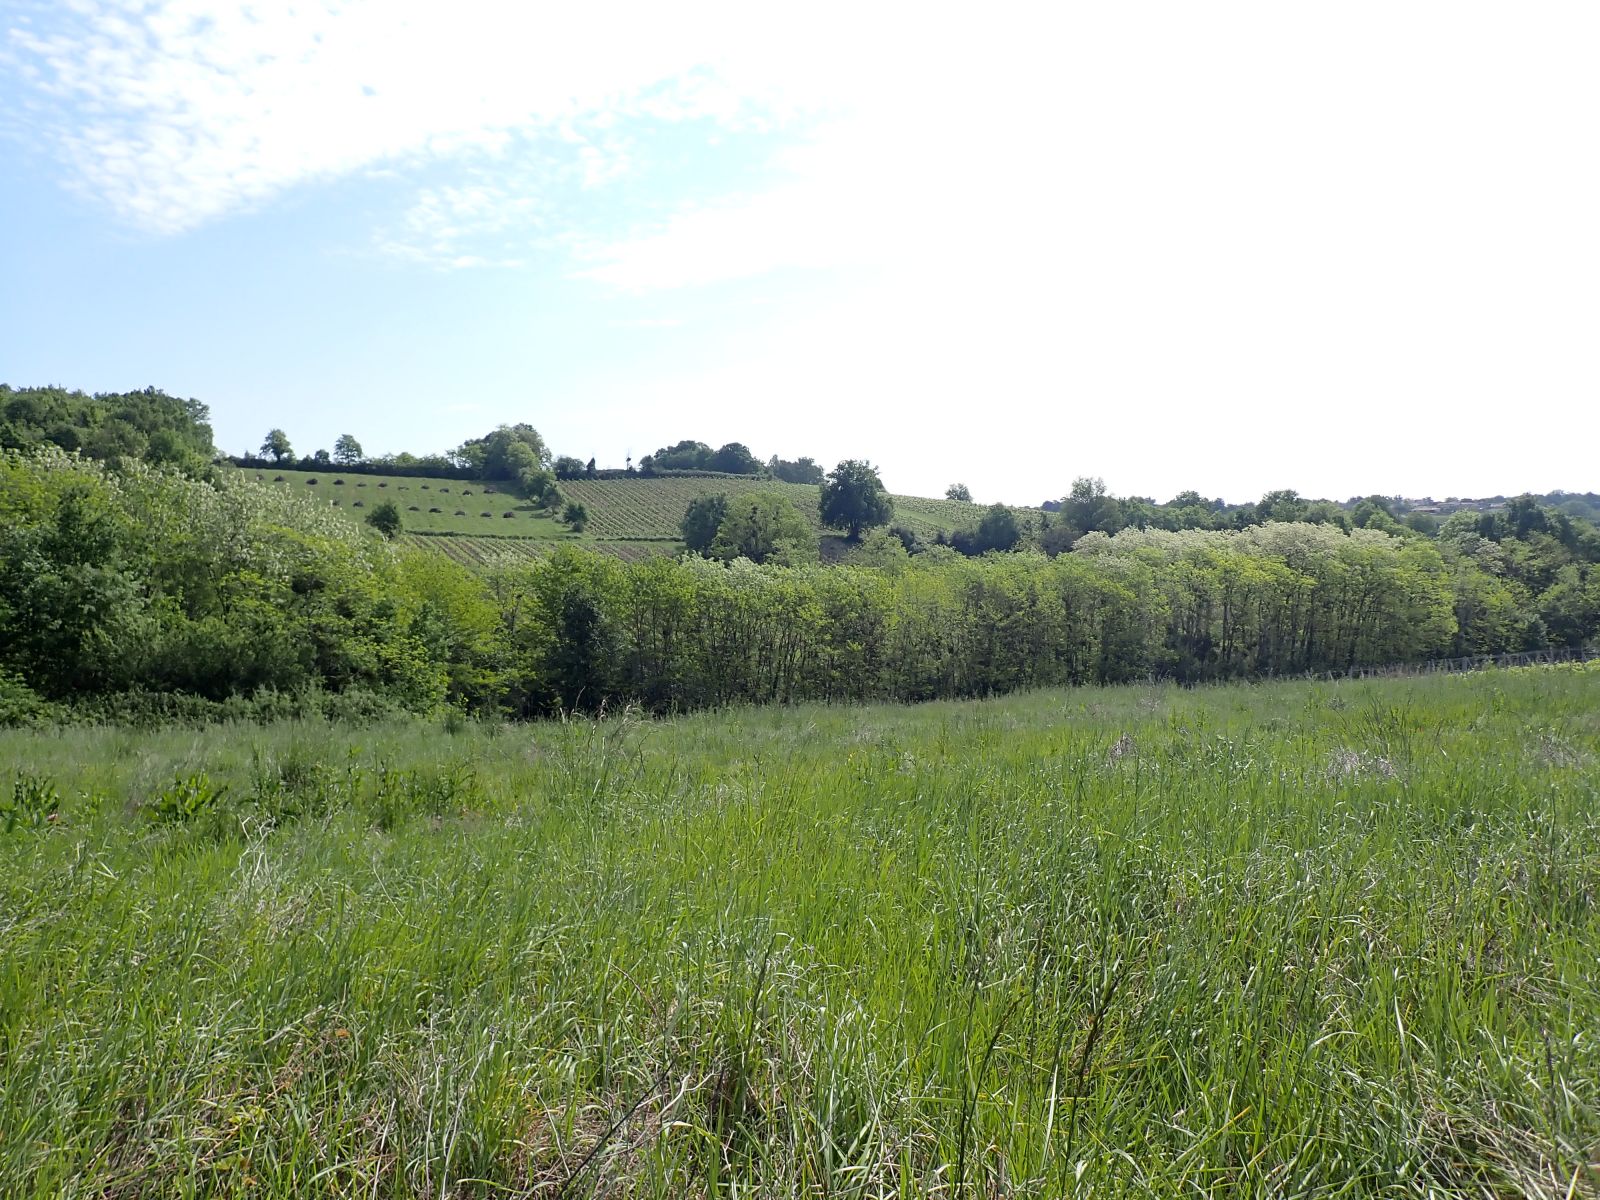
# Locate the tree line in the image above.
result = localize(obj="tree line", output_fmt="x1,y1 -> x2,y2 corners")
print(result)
4,447 -> 1595,726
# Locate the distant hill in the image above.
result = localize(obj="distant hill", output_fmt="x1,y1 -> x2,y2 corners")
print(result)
243,466 -> 1040,560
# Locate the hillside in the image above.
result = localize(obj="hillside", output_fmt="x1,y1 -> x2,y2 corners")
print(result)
242,467 -> 1040,558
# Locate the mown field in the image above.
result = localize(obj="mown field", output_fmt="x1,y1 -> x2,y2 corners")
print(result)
3,668 -> 1598,1197
249,468 -> 1040,556
239,469 -> 577,539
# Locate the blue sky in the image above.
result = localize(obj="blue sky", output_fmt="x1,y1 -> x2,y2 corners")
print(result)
2,1 -> 1597,505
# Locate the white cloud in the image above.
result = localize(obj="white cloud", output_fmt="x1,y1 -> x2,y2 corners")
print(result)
3,0 -> 781,233
6,0 -> 1599,503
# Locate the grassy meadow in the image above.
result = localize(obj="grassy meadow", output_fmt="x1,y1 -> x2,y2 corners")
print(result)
3,668 -> 1599,1197
238,468 -> 578,538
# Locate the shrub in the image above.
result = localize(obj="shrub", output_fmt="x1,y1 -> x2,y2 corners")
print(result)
353,500 -> 365,507
455,510 -> 466,516
306,477 -> 318,485
482,511 -> 492,518
274,475 -> 285,482
2,773 -> 58,832
147,772 -> 228,824
357,481 -> 367,487
333,478 -> 345,485
502,511 -> 515,519
429,507 -> 442,513
408,505 -> 420,511
0,671 -> 54,727
378,482 -> 388,488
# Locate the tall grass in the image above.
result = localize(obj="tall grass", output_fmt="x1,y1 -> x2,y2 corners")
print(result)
2,668 -> 1597,1197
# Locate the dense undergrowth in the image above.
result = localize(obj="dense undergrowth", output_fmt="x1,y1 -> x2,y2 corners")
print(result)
2,668 -> 1597,1196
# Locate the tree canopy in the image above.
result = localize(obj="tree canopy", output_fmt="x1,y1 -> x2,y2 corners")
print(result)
0,385 -> 213,472
819,460 -> 893,539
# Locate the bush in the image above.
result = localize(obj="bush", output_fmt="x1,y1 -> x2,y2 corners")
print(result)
503,511 -> 515,519
0,671 -> 54,727
2,773 -> 58,832
333,478 -> 345,485
429,507 -> 442,513
306,477 -> 318,485
146,772 -> 228,823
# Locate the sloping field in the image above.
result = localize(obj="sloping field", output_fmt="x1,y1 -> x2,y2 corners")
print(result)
401,533 -> 676,565
560,476 -> 1040,542
239,468 -> 572,538
558,476 -> 820,539
246,468 -> 1041,558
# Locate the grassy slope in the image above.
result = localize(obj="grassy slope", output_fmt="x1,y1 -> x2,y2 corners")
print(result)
238,468 -> 578,539
247,468 -> 1038,554
4,667 -> 1599,1196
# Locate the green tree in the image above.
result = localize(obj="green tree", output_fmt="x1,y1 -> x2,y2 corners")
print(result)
260,428 -> 294,463
554,456 -> 586,480
365,500 -> 402,539
454,425 -> 551,480
710,442 -> 762,474
709,492 -> 817,564
333,434 -> 363,466
945,483 -> 973,502
1061,476 -> 1122,535
768,456 -> 824,484
681,494 -> 729,554
820,459 -> 893,540
647,440 -> 713,471
974,503 -> 1022,553
562,500 -> 589,533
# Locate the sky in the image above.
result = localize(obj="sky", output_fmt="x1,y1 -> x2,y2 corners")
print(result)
2,1 -> 1596,507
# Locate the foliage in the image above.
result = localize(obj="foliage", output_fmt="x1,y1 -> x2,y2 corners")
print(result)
819,459 -> 893,539
332,434 -> 363,465
553,455 -> 587,480
364,500 -> 402,539
945,482 -> 973,502
951,503 -> 1022,555
706,491 -> 817,565
561,500 -> 589,533
3,451 -> 1597,723
768,455 -> 824,484
0,384 -> 214,473
679,493 -> 729,553
452,424 -> 551,482
260,428 -> 293,463
642,439 -> 767,475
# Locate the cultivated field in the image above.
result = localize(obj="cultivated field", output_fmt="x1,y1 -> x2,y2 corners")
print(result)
239,468 -> 577,538
248,468 -> 1041,556
402,533 -> 676,566
4,668 -> 1598,1196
